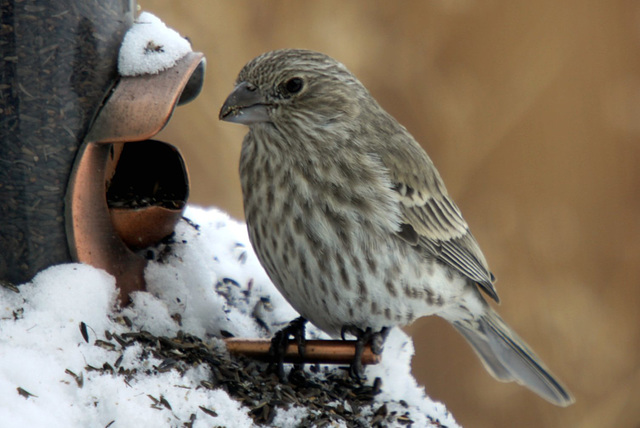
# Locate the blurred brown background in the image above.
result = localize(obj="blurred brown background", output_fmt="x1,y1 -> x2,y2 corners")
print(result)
143,1 -> 640,426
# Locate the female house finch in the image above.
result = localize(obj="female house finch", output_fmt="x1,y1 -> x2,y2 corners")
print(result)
219,49 -> 573,406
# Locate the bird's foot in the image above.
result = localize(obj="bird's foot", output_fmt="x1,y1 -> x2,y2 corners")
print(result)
268,317 -> 307,380
341,326 -> 390,381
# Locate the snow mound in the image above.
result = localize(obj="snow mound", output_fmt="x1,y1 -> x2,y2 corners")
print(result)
118,11 -> 192,76
0,205 -> 459,427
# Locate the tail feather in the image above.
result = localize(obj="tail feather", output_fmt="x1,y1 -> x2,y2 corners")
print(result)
453,309 -> 574,407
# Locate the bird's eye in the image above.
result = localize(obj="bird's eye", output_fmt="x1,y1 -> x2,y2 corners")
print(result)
284,77 -> 304,94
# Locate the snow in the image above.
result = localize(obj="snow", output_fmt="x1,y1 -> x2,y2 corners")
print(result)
118,12 -> 192,76
0,205 -> 459,427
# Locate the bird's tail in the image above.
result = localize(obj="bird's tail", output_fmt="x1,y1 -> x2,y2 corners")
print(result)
452,308 -> 574,406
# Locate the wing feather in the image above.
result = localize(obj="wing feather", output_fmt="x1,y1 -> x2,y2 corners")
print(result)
376,131 -> 499,302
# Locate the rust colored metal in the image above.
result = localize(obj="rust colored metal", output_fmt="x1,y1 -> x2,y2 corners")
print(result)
224,338 -> 382,365
109,206 -> 183,250
66,52 -> 205,303
67,142 -> 148,298
85,52 -> 206,144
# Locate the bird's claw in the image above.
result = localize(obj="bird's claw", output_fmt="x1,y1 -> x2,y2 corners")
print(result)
370,327 -> 390,355
342,326 -> 390,381
268,317 -> 307,380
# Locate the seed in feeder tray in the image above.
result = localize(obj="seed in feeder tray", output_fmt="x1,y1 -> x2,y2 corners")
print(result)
17,387 -> 37,399
0,279 -> 20,293
94,339 -> 116,351
79,321 -> 90,343
145,41 -> 164,53
198,406 -> 218,418
114,354 -> 124,368
65,369 -> 84,388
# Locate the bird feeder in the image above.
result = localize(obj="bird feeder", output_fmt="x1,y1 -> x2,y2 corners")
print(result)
66,51 -> 205,301
0,0 -> 205,302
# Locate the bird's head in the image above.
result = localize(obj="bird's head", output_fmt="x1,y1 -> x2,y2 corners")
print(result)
219,49 -> 366,133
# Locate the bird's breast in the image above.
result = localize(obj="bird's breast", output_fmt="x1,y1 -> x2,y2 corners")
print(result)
238,132 -> 446,335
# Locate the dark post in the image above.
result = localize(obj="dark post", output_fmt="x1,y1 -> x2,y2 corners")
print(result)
0,0 -> 135,284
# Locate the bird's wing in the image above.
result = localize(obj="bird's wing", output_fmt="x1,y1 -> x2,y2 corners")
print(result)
376,135 -> 499,302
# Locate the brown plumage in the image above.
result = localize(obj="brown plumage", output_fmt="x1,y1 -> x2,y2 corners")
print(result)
219,49 -> 573,406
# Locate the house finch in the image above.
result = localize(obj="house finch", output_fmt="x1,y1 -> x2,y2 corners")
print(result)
219,49 -> 573,406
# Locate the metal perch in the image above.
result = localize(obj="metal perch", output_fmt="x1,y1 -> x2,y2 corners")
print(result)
225,338 -> 381,365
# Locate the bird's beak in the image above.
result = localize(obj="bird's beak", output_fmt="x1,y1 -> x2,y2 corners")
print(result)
219,81 -> 270,124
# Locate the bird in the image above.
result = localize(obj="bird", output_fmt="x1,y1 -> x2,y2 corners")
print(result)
219,48 -> 574,406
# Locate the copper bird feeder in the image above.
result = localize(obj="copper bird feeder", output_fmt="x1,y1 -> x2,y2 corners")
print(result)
66,52 -> 206,302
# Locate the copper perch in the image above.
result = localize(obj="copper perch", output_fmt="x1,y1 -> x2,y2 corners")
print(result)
224,338 -> 381,365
